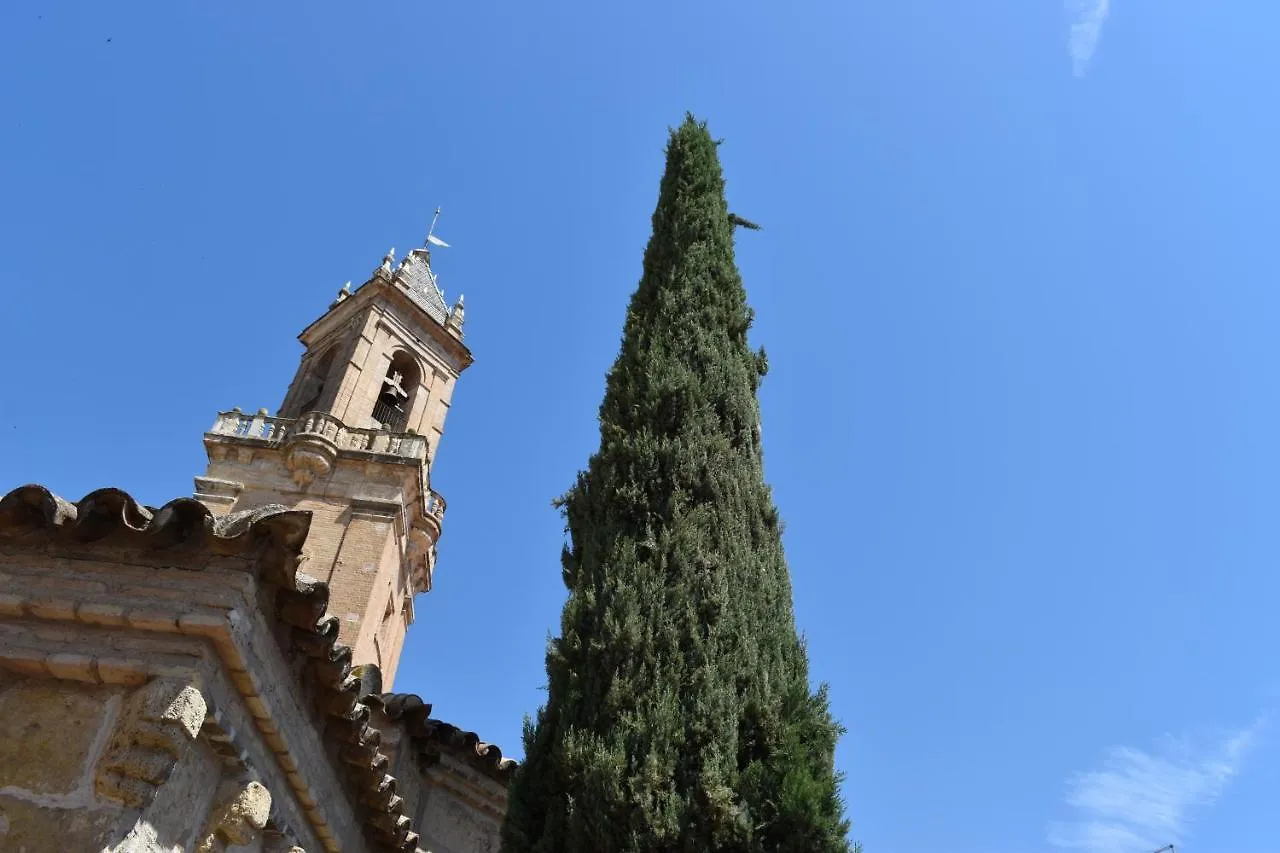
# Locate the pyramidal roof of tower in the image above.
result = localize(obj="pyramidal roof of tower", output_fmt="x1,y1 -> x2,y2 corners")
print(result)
397,247 -> 450,325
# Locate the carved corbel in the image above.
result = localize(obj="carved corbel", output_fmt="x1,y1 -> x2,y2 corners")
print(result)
95,678 -> 208,808
283,432 -> 338,488
196,778 -> 273,853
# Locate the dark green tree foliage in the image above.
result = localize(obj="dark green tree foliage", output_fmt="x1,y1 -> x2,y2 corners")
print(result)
502,116 -> 851,853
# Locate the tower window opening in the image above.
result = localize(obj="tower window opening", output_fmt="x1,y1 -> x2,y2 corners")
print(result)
372,352 -> 419,432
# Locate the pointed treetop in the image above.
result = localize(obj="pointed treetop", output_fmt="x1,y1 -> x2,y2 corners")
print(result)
501,114 -> 852,853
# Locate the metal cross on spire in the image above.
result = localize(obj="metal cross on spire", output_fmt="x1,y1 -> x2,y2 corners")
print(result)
425,207 -> 450,249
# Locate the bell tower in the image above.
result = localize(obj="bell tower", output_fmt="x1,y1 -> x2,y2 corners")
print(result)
195,235 -> 472,688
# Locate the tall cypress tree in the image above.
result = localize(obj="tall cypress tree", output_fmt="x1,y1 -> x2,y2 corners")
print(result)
502,115 -> 851,853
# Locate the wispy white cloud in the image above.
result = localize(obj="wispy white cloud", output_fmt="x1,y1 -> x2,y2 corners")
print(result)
1048,720 -> 1264,853
1066,0 -> 1111,77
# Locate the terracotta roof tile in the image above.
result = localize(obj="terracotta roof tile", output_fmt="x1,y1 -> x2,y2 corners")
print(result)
0,484 -> 423,853
363,691 -> 518,785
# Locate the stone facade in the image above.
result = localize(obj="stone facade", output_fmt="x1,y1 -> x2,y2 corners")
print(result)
0,243 -> 512,852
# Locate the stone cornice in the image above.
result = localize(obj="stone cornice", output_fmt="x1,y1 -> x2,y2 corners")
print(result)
296,276 -> 473,375
0,484 -> 428,853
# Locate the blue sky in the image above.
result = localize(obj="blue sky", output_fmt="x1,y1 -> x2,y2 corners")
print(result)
1,2 -> 1277,851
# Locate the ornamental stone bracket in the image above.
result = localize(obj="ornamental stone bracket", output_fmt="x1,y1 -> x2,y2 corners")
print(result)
196,778 -> 273,853
0,565 -> 346,853
0,660 -> 298,853
95,678 -> 208,809
193,478 -> 244,513
283,432 -> 339,489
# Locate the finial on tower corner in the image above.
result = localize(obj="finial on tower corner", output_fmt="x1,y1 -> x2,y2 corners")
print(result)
330,281 -> 352,309
447,293 -> 466,333
378,247 -> 396,277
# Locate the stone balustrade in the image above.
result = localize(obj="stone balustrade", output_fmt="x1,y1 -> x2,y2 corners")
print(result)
209,409 -> 428,462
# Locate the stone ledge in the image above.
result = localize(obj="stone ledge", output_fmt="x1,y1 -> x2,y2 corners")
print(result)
0,483 -> 429,853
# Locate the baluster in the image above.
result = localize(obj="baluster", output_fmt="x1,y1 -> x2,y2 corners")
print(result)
247,409 -> 265,438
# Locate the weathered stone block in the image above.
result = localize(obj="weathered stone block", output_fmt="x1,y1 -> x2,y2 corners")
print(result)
0,794 -> 120,852
0,680 -> 112,794
78,602 -> 128,626
197,779 -> 272,853
46,652 -> 98,683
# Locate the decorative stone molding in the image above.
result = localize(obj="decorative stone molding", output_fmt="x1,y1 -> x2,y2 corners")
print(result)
197,778 -> 273,853
0,483 -> 522,853
208,410 -> 428,464
423,490 -> 446,539
405,529 -> 434,595
285,434 -> 338,488
194,477 -> 244,512
349,497 -> 402,521
0,485 -> 431,852
95,678 -> 208,808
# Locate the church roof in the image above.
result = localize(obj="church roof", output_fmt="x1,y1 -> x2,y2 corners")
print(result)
363,691 -> 518,785
396,247 -> 450,325
0,484 -> 434,853
0,483 -> 309,571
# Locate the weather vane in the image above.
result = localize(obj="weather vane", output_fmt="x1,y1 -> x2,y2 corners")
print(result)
425,207 -> 450,249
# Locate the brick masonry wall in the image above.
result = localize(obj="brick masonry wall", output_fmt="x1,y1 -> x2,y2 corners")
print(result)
200,445 -> 424,687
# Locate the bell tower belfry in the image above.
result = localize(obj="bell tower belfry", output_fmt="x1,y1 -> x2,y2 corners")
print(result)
195,236 -> 472,688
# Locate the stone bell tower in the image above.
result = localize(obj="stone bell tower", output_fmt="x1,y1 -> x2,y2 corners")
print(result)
195,236 -> 472,688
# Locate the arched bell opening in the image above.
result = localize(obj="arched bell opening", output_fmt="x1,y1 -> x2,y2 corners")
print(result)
371,351 -> 421,433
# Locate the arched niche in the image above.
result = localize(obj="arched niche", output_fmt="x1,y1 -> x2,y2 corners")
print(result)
370,350 -> 422,433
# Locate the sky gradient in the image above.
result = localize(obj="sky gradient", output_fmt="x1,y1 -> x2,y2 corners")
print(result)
2,2 -> 1278,852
